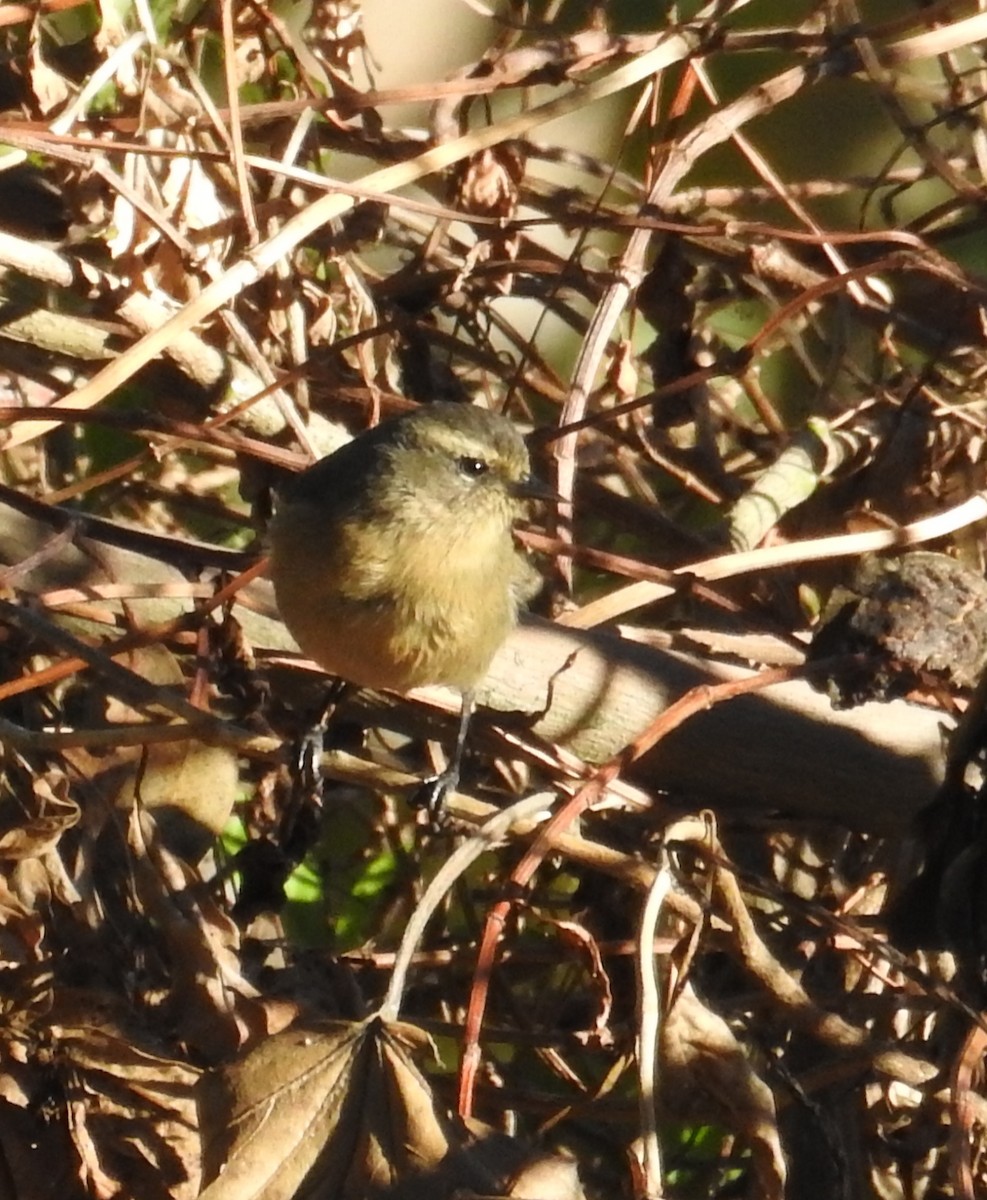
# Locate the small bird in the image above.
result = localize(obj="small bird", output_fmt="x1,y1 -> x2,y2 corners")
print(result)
268,401 -> 544,817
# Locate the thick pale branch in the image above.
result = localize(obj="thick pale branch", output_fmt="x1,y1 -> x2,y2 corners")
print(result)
479,620 -> 944,832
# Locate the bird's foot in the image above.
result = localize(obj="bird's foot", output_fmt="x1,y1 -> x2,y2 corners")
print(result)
293,679 -> 350,795
412,765 -> 460,831
297,721 -> 327,795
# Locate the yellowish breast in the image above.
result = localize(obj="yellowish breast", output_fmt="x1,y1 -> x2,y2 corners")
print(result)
269,496 -> 520,693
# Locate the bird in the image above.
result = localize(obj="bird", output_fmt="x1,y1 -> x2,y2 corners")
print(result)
267,401 -> 544,818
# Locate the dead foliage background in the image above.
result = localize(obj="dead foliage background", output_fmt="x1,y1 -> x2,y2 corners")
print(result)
2,0 -> 987,1197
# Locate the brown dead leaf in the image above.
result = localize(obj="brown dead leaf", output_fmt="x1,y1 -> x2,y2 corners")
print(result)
0,771 -> 79,861
62,643 -> 238,860
539,915 -> 614,1048
64,735 -> 237,863
507,1150 -> 584,1199
198,1016 -> 536,1200
0,875 -> 45,967
2,770 -> 80,909
125,810 -> 264,1059
27,19 -> 71,115
451,144 -> 525,293
662,984 -> 786,1200
1,998 -> 202,1200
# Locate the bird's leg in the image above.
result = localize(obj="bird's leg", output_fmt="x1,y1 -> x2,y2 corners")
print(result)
414,690 -> 474,828
297,678 -> 350,795
268,679 -> 351,887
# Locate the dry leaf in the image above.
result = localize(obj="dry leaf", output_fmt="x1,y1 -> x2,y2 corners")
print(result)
124,812 -> 263,1060
507,1150 -> 584,1199
0,1001 -> 202,1200
662,984 -> 786,1200
198,1016 -> 555,1200
27,21 -> 71,115
451,144 -> 526,293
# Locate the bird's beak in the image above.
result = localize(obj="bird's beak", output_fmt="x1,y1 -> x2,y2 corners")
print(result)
512,474 -> 561,503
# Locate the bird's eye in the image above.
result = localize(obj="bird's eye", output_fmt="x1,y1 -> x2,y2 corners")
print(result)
457,456 -> 489,477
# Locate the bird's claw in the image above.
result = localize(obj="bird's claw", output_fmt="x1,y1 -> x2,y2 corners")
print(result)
297,722 -> 327,794
412,767 -> 460,831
